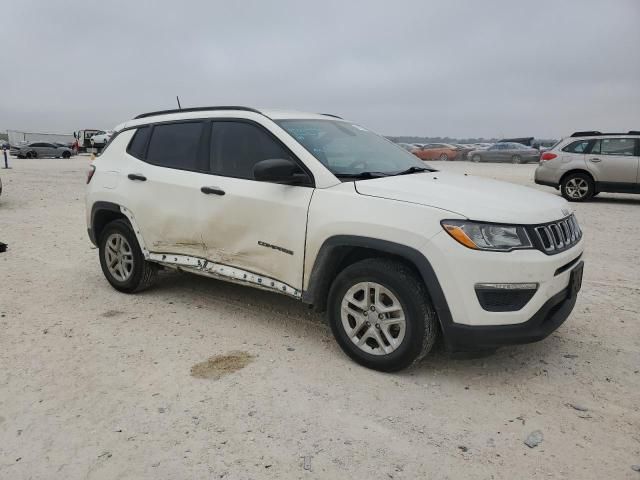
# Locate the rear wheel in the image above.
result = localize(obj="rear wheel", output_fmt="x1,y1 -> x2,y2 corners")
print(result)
561,172 -> 594,202
98,219 -> 157,293
328,258 -> 438,372
439,153 -> 448,161
471,154 -> 481,163
62,151 -> 71,159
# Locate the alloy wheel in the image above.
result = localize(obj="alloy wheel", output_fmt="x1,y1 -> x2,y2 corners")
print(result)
104,233 -> 134,282
565,178 -> 589,199
340,282 -> 406,356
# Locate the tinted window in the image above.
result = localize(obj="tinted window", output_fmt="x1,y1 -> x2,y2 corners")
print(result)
562,140 -> 590,153
209,121 -> 292,179
126,126 -> 151,160
146,122 -> 203,170
595,138 -> 635,156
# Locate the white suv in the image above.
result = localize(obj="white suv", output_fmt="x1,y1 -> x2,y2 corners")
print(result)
535,131 -> 640,201
86,106 -> 585,371
90,130 -> 114,148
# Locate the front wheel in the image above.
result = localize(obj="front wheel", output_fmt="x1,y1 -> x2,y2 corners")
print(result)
327,258 -> 438,372
471,154 -> 481,163
99,219 -> 157,293
439,153 -> 449,161
511,155 -> 522,164
560,173 -> 594,202
62,151 -> 71,159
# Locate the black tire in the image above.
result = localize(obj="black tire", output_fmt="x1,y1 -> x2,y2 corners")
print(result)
62,151 -> 71,159
471,154 -> 481,163
327,258 -> 438,372
98,219 -> 157,293
511,155 -> 522,164
439,153 -> 449,161
560,172 -> 594,202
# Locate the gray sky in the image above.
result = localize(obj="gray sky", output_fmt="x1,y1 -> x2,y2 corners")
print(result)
1,0 -> 639,138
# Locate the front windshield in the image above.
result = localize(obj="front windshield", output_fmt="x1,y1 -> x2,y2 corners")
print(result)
276,119 -> 431,177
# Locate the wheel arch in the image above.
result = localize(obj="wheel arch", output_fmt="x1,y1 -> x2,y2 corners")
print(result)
89,201 -> 130,246
302,235 -> 453,331
559,169 -> 595,187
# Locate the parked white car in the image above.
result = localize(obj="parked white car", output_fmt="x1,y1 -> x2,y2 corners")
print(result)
90,130 -> 114,147
86,106 -> 585,371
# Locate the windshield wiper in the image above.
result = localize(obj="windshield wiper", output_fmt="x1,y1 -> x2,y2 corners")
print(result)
391,166 -> 432,176
334,171 -> 390,179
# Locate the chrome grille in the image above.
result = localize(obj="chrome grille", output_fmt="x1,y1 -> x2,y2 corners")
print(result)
532,215 -> 582,254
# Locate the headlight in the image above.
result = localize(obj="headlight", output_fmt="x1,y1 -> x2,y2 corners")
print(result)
441,220 -> 532,252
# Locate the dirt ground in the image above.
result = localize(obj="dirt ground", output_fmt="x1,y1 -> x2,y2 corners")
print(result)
1,156 -> 639,479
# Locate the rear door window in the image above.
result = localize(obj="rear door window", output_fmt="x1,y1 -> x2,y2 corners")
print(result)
595,138 -> 636,156
146,122 -> 204,170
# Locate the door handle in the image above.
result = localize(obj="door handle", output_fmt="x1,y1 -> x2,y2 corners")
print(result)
201,186 -> 225,196
127,173 -> 147,181
589,158 -> 602,163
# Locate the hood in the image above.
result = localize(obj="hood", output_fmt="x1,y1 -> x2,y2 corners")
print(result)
355,171 -> 570,224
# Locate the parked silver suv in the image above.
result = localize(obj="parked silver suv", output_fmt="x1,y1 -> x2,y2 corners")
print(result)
535,131 -> 640,201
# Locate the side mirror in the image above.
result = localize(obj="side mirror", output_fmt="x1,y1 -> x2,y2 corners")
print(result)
253,158 -> 311,186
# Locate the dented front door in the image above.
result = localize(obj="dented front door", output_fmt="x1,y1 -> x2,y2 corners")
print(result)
194,174 -> 313,293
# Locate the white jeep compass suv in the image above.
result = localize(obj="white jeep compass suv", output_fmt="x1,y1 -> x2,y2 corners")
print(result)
86,106 -> 585,371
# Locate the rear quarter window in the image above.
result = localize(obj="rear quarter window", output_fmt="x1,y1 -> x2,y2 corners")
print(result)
562,140 -> 590,153
126,127 -> 151,160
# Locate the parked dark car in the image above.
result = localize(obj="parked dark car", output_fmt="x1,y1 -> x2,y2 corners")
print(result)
469,142 -> 540,164
14,142 -> 73,159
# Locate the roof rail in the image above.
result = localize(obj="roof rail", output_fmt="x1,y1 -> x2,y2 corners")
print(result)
570,131 -> 601,137
571,130 -> 640,137
134,106 -> 263,120
319,113 -> 343,119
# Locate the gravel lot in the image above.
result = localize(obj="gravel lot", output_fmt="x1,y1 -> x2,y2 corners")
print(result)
1,157 -> 639,479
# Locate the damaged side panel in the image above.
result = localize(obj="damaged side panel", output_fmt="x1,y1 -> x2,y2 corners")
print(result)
149,252 -> 301,298
119,169 -> 314,296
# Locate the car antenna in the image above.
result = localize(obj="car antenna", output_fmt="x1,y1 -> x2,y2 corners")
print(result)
176,96 -> 182,110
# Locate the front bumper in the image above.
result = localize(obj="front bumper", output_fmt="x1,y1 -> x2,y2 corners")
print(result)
419,228 -> 584,351
441,269 -> 580,351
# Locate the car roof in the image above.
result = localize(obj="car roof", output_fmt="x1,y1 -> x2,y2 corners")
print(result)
116,106 -> 347,131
